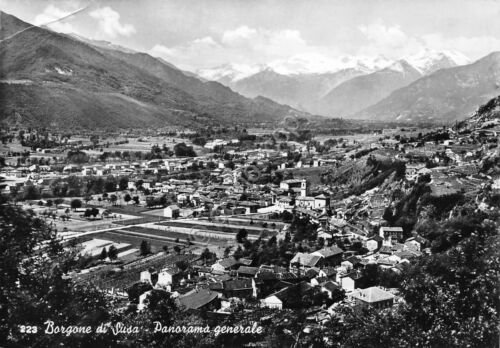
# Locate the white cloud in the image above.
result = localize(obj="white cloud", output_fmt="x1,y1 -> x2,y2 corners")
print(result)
150,26 -> 315,70
357,20 -> 496,61
422,33 -> 500,60
150,36 -> 222,68
192,36 -> 218,46
89,7 -> 136,38
34,4 -> 76,34
221,26 -> 308,56
150,44 -> 176,58
359,21 -> 408,48
221,26 -> 257,45
150,21 -> 494,74
357,20 -> 423,58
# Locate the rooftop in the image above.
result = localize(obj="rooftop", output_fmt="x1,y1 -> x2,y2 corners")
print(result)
177,288 -> 218,310
290,252 -> 323,267
350,286 -> 395,303
313,246 -> 343,258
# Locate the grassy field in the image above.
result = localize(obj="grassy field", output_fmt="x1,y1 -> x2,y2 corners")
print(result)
313,133 -> 381,145
140,208 -> 167,217
100,204 -> 151,216
159,220 -> 274,236
276,165 -> 336,186
99,135 -> 206,154
211,216 -> 288,229
113,215 -> 168,226
93,230 -> 180,253
122,226 -> 229,245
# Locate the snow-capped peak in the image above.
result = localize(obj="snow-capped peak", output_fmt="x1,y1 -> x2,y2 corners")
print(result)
405,49 -> 470,75
197,63 -> 263,82
266,54 -> 394,75
197,54 -> 395,82
384,59 -> 417,74
196,49 -> 471,82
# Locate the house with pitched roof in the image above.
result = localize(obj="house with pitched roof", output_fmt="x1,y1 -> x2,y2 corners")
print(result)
314,194 -> 330,209
164,204 -> 180,218
221,278 -> 257,299
290,252 -> 324,271
349,286 -> 395,310
211,257 -> 252,272
340,271 -> 364,292
379,226 -> 404,243
320,281 -> 342,299
236,266 -> 259,278
261,281 -> 313,310
177,288 -> 220,312
157,266 -> 183,288
311,246 -> 344,266
366,235 -> 383,251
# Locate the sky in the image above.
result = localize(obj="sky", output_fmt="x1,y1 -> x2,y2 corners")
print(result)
2,0 -> 500,72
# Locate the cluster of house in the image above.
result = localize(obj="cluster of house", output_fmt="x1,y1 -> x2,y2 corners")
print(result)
131,226 -> 430,318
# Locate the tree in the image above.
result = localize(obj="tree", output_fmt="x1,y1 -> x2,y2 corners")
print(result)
100,247 -> 108,260
124,193 -> 132,205
343,216 -> 499,348
109,194 -> 117,206
140,240 -> 151,256
0,198 -> 116,347
91,207 -> 100,218
236,228 -> 248,243
127,282 -> 153,304
70,198 -> 82,211
118,177 -> 128,191
23,185 -> 40,200
175,260 -> 189,272
104,176 -> 117,192
233,245 -> 244,260
382,207 -> 394,224
67,150 -> 89,164
192,137 -> 207,147
174,142 -> 196,157
200,248 -> 214,264
107,245 -> 118,260
83,208 -> 93,218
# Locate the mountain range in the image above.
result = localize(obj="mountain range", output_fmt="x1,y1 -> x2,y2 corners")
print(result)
315,60 -> 422,116
198,49 -> 500,122
0,11 -> 309,129
355,52 -> 500,122
1,10 -> 498,127
226,68 -> 365,113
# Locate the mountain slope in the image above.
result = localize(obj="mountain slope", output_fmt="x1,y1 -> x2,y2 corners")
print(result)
226,68 -> 364,111
316,60 -> 422,117
197,51 -> 469,116
0,11 -> 306,129
355,52 -> 500,122
457,94 -> 500,131
406,49 -> 470,75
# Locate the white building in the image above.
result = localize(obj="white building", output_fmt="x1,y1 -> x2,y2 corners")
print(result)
164,205 -> 180,218
261,295 -> 282,310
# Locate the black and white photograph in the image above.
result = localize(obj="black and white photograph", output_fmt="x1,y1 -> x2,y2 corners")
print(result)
0,0 -> 499,347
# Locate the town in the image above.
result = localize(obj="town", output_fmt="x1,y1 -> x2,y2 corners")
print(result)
2,95 -> 499,346
1,2 -> 500,346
